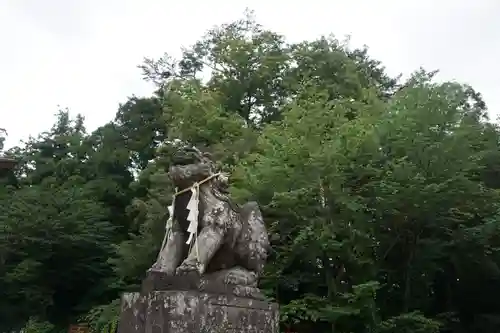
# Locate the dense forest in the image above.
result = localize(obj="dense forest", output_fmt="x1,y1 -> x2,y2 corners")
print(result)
2,12 -> 500,333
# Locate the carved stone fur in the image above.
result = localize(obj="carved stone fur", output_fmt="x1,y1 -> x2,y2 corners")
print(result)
149,146 -> 270,297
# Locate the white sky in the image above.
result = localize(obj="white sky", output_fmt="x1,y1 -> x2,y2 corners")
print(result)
1,0 -> 499,149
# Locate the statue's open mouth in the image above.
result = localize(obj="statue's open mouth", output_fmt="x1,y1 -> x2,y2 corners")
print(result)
168,148 -> 209,189
172,151 -> 197,166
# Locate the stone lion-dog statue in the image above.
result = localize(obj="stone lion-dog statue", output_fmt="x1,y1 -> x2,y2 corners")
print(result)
149,146 -> 271,298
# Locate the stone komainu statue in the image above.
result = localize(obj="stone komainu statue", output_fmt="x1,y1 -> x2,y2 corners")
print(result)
149,146 -> 270,298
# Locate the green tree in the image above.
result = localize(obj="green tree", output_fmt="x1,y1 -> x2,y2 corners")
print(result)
140,10 -> 396,128
0,111 -> 130,330
0,178 -> 115,330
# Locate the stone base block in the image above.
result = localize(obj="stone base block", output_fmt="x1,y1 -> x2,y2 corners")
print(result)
118,290 -> 279,333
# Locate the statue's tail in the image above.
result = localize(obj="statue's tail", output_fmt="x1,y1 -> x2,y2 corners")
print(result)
238,201 -> 271,275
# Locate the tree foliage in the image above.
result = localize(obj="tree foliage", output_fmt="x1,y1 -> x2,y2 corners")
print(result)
2,10 -> 500,333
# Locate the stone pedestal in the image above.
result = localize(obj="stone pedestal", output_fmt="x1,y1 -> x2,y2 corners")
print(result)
117,290 -> 279,333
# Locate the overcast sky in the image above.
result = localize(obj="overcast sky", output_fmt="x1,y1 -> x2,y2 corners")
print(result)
1,0 -> 499,148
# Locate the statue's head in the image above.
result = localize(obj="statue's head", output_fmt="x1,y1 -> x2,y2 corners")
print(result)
168,145 -> 217,190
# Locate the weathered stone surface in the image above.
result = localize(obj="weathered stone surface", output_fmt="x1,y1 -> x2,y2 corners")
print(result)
117,290 -> 279,333
118,146 -> 279,332
142,271 -> 265,300
119,293 -> 146,333
149,146 -> 271,300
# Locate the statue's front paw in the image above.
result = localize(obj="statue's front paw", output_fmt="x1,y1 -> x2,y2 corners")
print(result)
175,260 -> 199,276
148,264 -> 172,276
148,261 -> 177,275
